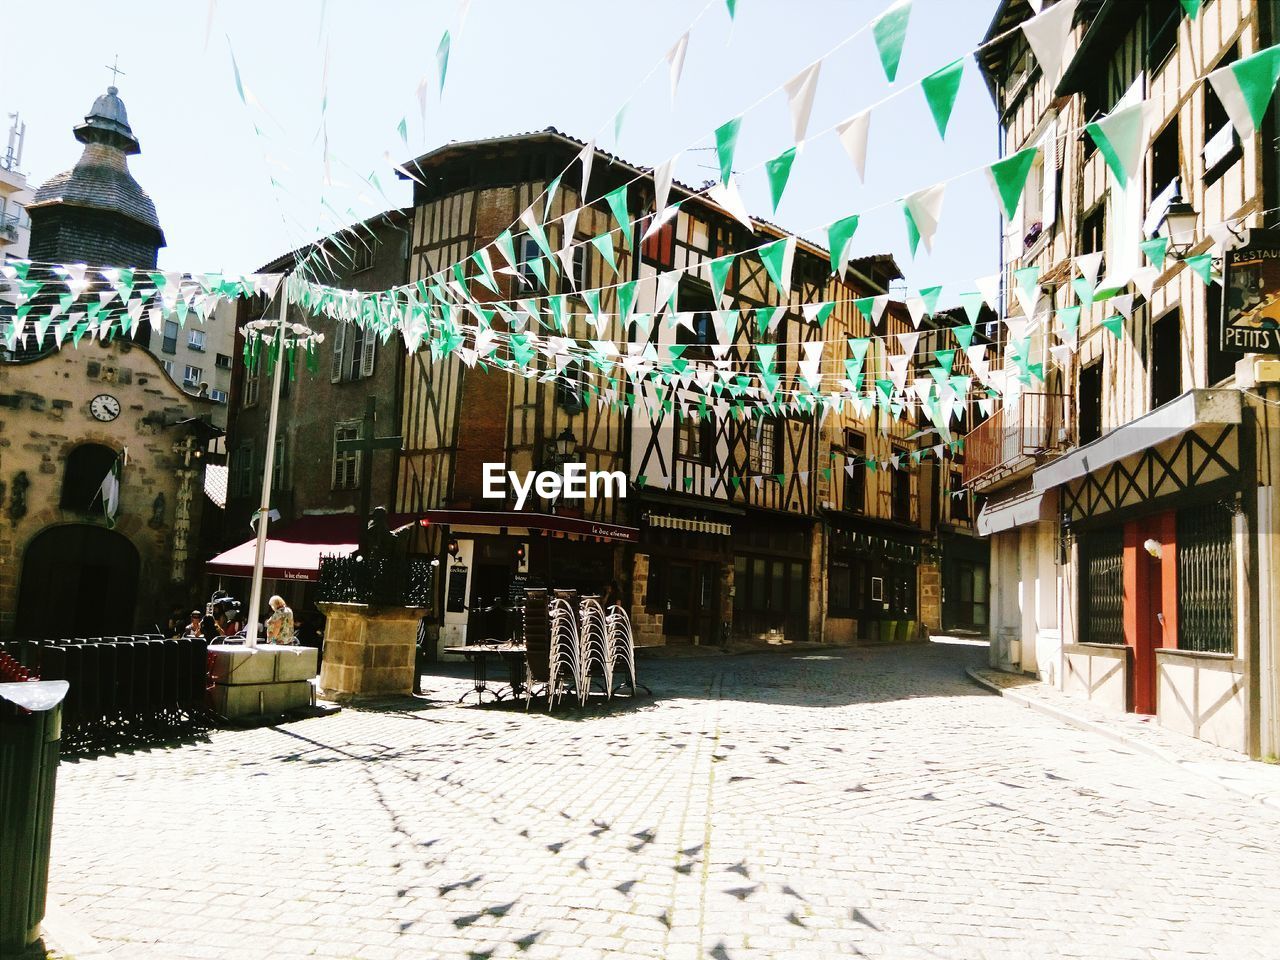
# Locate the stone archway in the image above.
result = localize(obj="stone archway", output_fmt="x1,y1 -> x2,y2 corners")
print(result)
16,525 -> 140,638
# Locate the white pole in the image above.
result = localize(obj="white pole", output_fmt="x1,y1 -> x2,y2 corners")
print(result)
244,275 -> 290,648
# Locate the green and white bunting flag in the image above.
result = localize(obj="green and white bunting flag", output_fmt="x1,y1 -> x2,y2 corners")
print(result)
715,117 -> 742,185
765,147 -> 797,214
1085,100 -> 1150,183
873,0 -> 912,83
757,236 -> 796,295
1207,41 -> 1280,139
986,147 -> 1039,219
921,58 -> 964,139
827,214 -> 860,278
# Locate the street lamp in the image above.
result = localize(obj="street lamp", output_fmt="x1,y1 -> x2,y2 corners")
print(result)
551,427 -> 578,464
1157,195 -> 1199,259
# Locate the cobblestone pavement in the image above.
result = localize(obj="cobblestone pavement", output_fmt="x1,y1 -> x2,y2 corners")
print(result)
47,640 -> 1280,960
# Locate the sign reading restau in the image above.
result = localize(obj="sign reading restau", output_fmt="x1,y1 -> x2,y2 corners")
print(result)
1223,228 -> 1280,355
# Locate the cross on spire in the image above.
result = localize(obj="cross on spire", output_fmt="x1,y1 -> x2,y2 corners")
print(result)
106,55 -> 125,86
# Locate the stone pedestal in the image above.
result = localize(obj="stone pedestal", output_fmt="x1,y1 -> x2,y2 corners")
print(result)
317,602 -> 428,702
209,644 -> 318,719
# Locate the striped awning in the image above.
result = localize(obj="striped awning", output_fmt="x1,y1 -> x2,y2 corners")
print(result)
647,514 -> 733,536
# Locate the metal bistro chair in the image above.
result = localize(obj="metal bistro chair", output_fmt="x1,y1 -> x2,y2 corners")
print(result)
605,604 -> 640,695
548,591 -> 583,710
579,596 -> 612,700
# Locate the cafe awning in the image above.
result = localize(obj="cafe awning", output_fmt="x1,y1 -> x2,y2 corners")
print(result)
417,509 -> 639,543
647,514 -> 733,536
976,488 -> 1056,536
205,513 -> 417,582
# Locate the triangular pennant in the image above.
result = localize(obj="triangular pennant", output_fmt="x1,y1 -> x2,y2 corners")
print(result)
1085,101 -> 1150,183
757,237 -> 796,295
709,255 -> 735,308
957,291 -> 986,324
834,110 -> 871,182
1208,42 -> 1280,139
827,214 -> 860,278
666,32 -> 690,103
854,295 -> 889,327
1184,252 -> 1215,286
590,233 -> 618,274
765,147 -> 797,214
1140,235 -> 1169,272
985,146 -> 1039,219
715,117 -> 742,184
1180,0 -> 1203,17
1101,314 -> 1124,340
953,323 -> 976,350
1020,0 -> 1078,87
1075,251 -> 1104,288
706,178 -> 753,229
873,0 -> 912,83
903,183 -> 946,255
783,62 -> 822,144
604,184 -> 630,242
920,58 -> 964,139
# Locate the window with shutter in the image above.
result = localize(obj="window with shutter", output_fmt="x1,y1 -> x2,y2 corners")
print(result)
1040,120 -> 1058,232
360,329 -> 376,378
333,421 -> 362,489
331,323 -> 347,383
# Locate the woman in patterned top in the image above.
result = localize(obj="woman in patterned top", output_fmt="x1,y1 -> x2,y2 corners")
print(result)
265,595 -> 296,644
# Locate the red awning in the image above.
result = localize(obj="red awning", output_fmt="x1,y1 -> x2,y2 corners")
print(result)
418,509 -> 639,543
204,513 -> 417,581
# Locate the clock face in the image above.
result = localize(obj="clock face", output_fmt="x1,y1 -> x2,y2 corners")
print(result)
90,394 -> 121,422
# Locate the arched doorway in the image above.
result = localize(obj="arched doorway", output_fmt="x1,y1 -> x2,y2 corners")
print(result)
16,525 -> 140,638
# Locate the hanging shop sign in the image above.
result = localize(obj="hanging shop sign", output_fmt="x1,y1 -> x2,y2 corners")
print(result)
1223,228 -> 1280,355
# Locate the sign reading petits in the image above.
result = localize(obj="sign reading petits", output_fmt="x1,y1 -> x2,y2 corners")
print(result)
1223,228 -> 1280,355
482,463 -> 626,511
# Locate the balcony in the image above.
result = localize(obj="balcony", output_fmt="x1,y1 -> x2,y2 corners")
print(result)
962,392 -> 1070,489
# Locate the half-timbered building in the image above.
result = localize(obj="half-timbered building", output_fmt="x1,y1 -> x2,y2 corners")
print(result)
394,130 -> 933,650
974,0 -> 1280,758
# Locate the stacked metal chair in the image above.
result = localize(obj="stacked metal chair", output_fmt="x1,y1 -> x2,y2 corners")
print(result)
547,591 -> 583,710
605,604 -> 638,695
578,596 -> 611,701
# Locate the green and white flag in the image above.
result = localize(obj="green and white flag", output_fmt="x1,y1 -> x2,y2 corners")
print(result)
1085,100 -> 1150,183
921,58 -> 964,139
715,117 -> 742,185
1207,41 -> 1280,139
986,147 -> 1039,219
98,452 -> 122,527
873,0 -> 911,83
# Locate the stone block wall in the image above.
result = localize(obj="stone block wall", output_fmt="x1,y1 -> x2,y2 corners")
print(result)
317,602 -> 427,700
629,552 -> 664,647
918,560 -> 941,639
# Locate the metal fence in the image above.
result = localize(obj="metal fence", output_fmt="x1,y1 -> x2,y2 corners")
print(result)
316,553 -> 434,609
1080,529 -> 1125,645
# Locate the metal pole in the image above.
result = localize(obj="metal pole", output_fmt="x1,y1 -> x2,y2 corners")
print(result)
244,275 -> 290,648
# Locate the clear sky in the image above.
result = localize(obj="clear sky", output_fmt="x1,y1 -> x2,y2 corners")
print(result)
3,0 -> 1003,298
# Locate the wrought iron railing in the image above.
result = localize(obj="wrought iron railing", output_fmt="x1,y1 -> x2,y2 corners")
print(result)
962,392 -> 1070,487
316,553 -> 435,609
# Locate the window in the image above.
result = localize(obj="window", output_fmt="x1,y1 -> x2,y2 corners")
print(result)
1204,45 -> 1242,182
891,448 -> 911,522
215,352 -> 233,369
1079,360 -> 1103,444
555,365 -> 585,413
675,279 -> 716,358
676,411 -> 709,463
161,319 -> 179,354
1150,309 -> 1182,409
516,236 -> 542,290
641,216 -> 676,266
188,329 -> 206,351
1146,0 -> 1180,73
351,242 -> 375,273
271,437 -> 288,491
60,443 -> 117,514
231,441 -> 256,498
843,430 -> 866,514
750,419 -> 778,474
1206,282 -> 1235,385
243,362 -> 260,407
333,421 -> 362,489
1177,502 -> 1235,654
330,322 -> 376,383
209,388 -> 228,403
569,240 -> 589,293
1082,204 -> 1106,265
1150,119 -> 1180,204
183,365 -> 203,389
1080,529 -> 1124,644
160,359 -> 175,378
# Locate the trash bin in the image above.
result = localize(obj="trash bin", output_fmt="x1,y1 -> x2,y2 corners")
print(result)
0,680 -> 70,955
